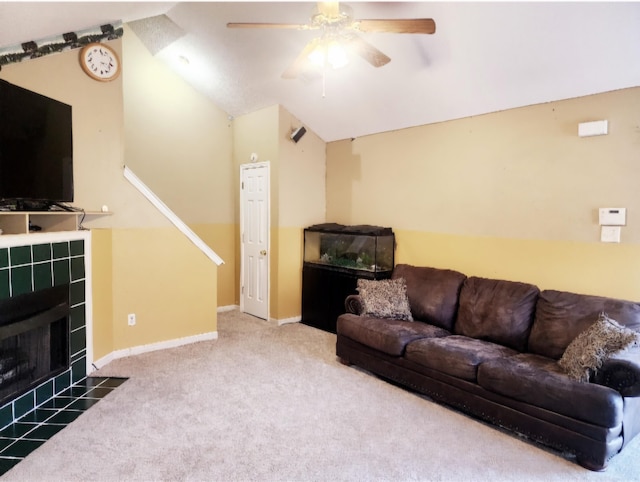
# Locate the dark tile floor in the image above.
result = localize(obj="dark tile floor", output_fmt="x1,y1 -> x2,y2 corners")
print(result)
0,376 -> 127,476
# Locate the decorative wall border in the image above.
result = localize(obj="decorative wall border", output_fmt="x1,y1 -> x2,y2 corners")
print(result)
0,21 -> 123,69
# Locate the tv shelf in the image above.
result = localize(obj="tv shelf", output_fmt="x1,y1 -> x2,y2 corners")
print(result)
0,211 -> 111,235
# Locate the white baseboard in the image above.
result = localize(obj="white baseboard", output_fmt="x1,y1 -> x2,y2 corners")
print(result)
89,310 -> 300,373
91,331 -> 218,371
219,306 -> 299,326
276,316 -> 301,326
92,352 -> 116,371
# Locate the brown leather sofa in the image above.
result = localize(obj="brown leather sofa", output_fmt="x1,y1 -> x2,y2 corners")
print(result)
336,264 -> 640,470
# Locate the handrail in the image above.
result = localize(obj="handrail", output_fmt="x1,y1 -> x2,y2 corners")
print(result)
123,165 -> 224,266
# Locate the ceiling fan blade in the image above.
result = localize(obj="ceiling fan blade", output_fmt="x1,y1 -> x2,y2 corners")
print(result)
345,36 -> 390,68
352,18 -> 436,34
282,39 -> 322,79
227,22 -> 315,30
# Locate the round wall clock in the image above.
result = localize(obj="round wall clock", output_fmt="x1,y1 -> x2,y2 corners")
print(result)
79,43 -> 121,82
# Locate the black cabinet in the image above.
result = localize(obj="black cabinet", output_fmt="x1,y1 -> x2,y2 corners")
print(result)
301,224 -> 394,333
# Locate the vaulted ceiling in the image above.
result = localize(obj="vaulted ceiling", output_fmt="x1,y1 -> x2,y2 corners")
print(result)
1,2 -> 639,142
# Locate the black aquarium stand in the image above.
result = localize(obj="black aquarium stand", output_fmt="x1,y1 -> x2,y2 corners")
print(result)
301,223 -> 394,333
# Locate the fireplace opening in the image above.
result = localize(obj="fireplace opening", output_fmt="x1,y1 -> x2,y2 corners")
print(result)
0,285 -> 70,407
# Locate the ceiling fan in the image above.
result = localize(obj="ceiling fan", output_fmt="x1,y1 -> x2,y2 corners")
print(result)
227,2 -> 436,79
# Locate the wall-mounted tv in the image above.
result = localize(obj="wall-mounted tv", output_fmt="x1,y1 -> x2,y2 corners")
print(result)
0,79 -> 73,210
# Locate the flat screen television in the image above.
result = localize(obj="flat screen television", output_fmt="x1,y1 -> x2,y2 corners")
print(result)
0,79 -> 73,210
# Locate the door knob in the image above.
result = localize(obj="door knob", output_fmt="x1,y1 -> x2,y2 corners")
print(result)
260,250 -> 267,255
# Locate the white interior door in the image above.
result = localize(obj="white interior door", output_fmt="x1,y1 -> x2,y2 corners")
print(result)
240,162 -> 269,320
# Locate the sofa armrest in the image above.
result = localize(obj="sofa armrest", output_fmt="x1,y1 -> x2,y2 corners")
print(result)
592,349 -> 640,397
345,295 -> 364,315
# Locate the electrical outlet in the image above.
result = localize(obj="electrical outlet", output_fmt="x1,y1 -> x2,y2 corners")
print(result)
128,313 -> 136,326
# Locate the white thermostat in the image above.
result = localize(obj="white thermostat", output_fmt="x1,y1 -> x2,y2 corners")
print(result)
599,208 -> 626,226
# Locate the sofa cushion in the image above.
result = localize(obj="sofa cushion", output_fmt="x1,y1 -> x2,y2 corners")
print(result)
528,290 -> 640,360
559,313 -> 640,382
405,335 -> 517,381
454,277 -> 539,351
357,278 -> 413,321
478,353 -> 623,428
336,313 -> 449,356
392,264 -> 466,331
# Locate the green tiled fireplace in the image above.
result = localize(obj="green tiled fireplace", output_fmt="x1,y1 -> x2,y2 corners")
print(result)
0,238 -> 87,428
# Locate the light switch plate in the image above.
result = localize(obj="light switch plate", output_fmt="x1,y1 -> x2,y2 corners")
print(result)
601,226 -> 621,243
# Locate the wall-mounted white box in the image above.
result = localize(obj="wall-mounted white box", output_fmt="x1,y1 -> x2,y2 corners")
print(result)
601,226 -> 621,243
578,120 -> 608,137
599,208 -> 626,226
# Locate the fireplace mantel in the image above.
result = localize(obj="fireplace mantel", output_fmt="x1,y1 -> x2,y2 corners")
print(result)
0,211 -> 111,236
0,230 -> 90,249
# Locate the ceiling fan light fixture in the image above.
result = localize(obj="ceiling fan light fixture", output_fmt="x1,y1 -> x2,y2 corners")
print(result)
311,3 -> 353,27
327,40 -> 348,69
307,44 -> 325,67
229,2 -> 436,80
307,39 -> 349,70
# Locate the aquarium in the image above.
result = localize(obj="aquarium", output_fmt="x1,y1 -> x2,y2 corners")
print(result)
303,223 -> 394,273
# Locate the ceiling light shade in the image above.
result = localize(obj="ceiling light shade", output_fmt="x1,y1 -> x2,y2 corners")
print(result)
327,41 -> 348,69
307,39 -> 349,70
307,44 -> 326,67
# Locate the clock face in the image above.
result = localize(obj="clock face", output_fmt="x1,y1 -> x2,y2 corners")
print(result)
80,43 -> 120,81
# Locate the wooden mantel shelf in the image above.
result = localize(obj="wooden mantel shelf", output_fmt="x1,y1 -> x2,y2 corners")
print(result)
0,210 -> 112,235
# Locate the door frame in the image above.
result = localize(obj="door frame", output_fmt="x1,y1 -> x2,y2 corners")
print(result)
239,161 -> 271,319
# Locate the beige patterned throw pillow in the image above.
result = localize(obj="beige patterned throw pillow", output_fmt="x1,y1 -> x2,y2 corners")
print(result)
357,278 -> 413,321
559,312 -> 640,382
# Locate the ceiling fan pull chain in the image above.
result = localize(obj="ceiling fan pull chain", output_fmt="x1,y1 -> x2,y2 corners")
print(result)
322,68 -> 326,98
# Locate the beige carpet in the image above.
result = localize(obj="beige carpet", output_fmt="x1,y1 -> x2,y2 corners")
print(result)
3,310 -> 639,481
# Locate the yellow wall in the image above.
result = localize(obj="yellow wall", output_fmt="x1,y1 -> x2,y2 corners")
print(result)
233,105 -> 280,226
0,38 -> 131,226
271,226 -> 305,320
233,106 -> 326,320
274,107 -> 326,319
0,30 -> 223,361
91,230 -> 114,360
327,87 -> 640,301
111,227 -> 218,350
394,230 -> 640,300
122,25 -> 235,307
277,106 -> 326,228
191,223 -> 236,308
122,24 -> 234,224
